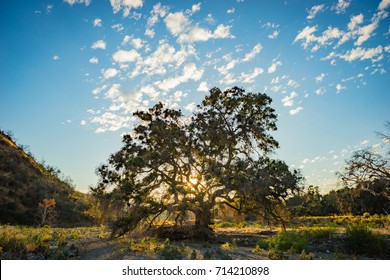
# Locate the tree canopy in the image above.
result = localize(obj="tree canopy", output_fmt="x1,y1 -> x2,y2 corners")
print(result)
96,87 -> 303,237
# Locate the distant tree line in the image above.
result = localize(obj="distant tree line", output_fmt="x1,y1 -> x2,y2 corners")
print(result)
288,124 -> 390,216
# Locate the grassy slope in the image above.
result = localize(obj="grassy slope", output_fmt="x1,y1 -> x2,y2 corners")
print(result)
0,131 -> 92,227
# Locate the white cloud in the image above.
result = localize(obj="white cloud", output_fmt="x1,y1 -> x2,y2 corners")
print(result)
53,55 -> 60,60
282,91 -> 298,107
145,3 -> 168,38
336,83 -> 346,93
92,112 -> 130,133
355,22 -> 378,46
197,81 -> 209,92
89,57 -> 98,64
113,49 -> 140,63
340,46 -> 383,62
315,73 -> 326,82
270,85 -> 282,92
177,24 -> 234,44
271,75 -> 288,84
317,27 -> 343,45
294,25 -> 342,49
164,9 -> 234,44
91,40 -> 106,50
220,67 -> 263,85
110,0 -> 143,17
122,35 -> 132,45
307,4 -> 325,20
165,12 -> 190,36
189,3 -> 201,14
315,87 -> 326,95
184,102 -> 197,112
103,68 -> 119,79
293,26 -> 317,48
112,23 -> 124,32
332,0 -> 351,14
131,38 -> 143,49
311,45 -> 320,52
378,0 -> 390,10
104,84 -> 122,100
130,43 -> 196,78
240,67 -> 264,83
227,8 -> 235,14
155,63 -> 204,92
93,18 -> 102,27
242,43 -> 263,61
321,51 -> 336,61
145,29 -> 155,38
263,22 -> 279,29
178,27 -> 213,43
213,24 -> 235,39
64,0 -> 91,6
46,4 -> 54,13
268,60 -> 282,73
217,44 -> 261,75
287,79 -> 299,88
348,14 -> 364,30
92,85 -> 107,95
268,30 -> 279,39
289,106 -> 303,115
80,120 -> 87,126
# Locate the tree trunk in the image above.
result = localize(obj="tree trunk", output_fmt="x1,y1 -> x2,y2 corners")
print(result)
194,206 -> 213,240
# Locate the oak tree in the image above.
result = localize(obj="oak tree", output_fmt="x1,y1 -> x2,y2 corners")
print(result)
97,87 -> 302,237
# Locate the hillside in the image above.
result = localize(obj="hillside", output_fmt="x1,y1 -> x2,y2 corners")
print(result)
0,131 -> 93,227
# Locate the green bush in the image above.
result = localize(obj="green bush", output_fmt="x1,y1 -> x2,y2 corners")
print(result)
159,239 -> 183,260
267,248 -> 287,260
345,223 -> 389,257
128,237 -> 161,253
269,231 -> 308,253
301,227 -> 337,240
256,238 -> 270,250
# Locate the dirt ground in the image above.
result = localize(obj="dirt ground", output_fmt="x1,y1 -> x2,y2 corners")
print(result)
77,226 -> 386,260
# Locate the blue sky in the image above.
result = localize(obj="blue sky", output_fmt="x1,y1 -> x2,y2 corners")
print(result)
1,0 -> 389,192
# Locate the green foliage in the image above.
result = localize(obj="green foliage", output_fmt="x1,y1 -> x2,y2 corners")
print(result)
220,240 -> 238,252
267,248 -> 287,260
269,231 -> 308,253
159,239 -> 183,260
189,249 -> 197,260
345,223 -> 389,257
97,87 -> 303,237
203,248 -> 232,260
127,237 -> 162,254
0,225 -> 81,260
252,244 -> 264,254
299,250 -> 315,260
256,238 -> 270,250
301,227 -> 337,240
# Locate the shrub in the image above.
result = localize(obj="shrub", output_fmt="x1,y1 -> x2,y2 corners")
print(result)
128,237 -> 161,253
267,249 -> 287,260
301,227 -> 337,240
299,250 -> 315,260
256,238 -> 270,250
159,239 -> 183,260
252,244 -> 264,254
203,248 -> 232,260
269,231 -> 308,253
345,223 -> 389,257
